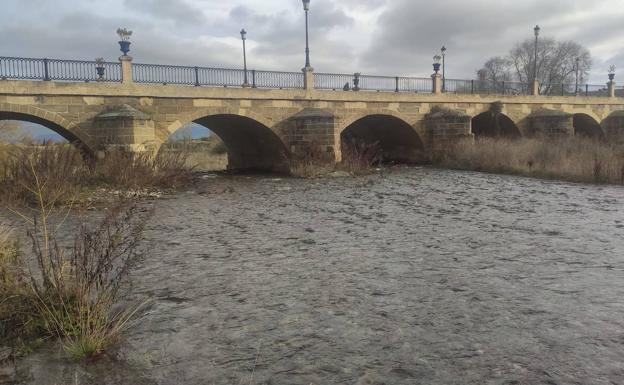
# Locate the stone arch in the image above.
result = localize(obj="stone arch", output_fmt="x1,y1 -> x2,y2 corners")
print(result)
572,113 -> 604,139
471,111 -> 521,139
338,112 -> 426,163
165,108 -> 289,173
166,107 -> 277,137
0,105 -> 95,158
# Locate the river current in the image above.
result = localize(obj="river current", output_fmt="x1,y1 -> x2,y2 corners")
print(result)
5,167 -> 624,385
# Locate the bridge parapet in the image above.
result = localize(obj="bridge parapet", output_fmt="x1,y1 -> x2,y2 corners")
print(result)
2,78 -> 624,171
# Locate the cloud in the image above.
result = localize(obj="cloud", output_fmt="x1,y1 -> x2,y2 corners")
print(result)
0,0 -> 622,82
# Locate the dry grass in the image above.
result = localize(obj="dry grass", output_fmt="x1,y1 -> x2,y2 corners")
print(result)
159,137 -> 228,172
0,225 -> 42,353
289,140 -> 382,178
0,143 -> 195,207
288,142 -> 336,178
338,140 -> 382,175
440,136 -> 624,184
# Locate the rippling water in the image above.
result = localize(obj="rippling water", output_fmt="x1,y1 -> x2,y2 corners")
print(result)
7,168 -> 624,385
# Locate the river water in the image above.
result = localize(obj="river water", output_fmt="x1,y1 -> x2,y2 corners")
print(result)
5,167 -> 624,385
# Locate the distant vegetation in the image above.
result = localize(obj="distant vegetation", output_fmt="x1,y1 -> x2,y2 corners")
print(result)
477,36 -> 591,94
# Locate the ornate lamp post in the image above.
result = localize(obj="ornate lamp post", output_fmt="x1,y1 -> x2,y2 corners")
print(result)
608,65 -> 616,81
302,0 -> 311,69
441,46 -> 446,92
240,29 -> 250,87
574,57 -> 580,95
95,57 -> 106,81
117,28 -> 133,55
533,25 -> 540,85
433,54 -> 442,74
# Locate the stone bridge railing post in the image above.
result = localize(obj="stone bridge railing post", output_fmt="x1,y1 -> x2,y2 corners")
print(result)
432,73 -> 442,94
608,80 -> 616,98
532,80 -> 540,96
303,67 -> 314,90
120,55 -> 134,84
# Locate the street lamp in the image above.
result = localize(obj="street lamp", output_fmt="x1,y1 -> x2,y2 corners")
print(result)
533,25 -> 540,86
441,46 -> 447,92
302,0 -> 311,69
240,28 -> 250,87
433,55 -> 442,74
575,57 -> 580,95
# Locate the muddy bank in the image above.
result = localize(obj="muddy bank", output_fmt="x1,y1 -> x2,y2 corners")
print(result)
4,167 -> 624,384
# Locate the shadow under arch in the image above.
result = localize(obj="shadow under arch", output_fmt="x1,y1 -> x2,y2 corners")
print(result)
166,114 -> 290,173
340,114 -> 425,163
573,113 -> 604,139
0,110 -> 94,158
471,111 -> 521,139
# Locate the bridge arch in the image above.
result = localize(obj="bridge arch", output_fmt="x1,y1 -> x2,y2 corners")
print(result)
165,108 -> 289,173
572,113 -> 604,139
338,111 -> 425,163
0,105 -> 95,157
471,111 -> 521,139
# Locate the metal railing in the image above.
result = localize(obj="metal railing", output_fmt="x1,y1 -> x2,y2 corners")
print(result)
0,55 -> 618,98
541,83 -> 609,97
315,73 -> 432,93
133,63 -> 305,89
253,70 -> 304,89
0,56 -> 121,82
444,79 -> 530,95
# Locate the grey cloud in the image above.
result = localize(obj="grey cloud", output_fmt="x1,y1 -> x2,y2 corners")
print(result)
124,0 -> 206,26
360,0 -> 591,78
1,0 -> 622,83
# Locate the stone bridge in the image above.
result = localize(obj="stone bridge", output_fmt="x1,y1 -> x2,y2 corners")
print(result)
1,79 -> 624,172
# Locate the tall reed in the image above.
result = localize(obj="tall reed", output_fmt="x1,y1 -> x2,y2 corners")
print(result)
440,136 -> 624,184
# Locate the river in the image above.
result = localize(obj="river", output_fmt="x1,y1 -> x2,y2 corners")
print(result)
5,167 -> 624,385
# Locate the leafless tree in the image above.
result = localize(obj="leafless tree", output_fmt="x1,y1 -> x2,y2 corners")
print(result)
478,37 -> 592,95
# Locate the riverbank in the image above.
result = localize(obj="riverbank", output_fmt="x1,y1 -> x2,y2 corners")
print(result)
438,136 -> 624,185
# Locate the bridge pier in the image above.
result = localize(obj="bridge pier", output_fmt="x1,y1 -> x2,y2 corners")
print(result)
526,110 -> 573,137
92,104 -> 156,157
424,107 -> 473,160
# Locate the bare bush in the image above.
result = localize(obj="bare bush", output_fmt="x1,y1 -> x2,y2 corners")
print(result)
339,140 -> 382,175
0,144 -> 195,208
289,142 -> 335,178
2,160 -> 152,359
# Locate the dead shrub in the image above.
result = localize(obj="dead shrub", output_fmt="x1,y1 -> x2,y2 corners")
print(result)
339,139 -> 382,175
289,142 -> 335,178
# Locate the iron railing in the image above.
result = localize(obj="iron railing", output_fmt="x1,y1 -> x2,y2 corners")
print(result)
253,70 -> 304,89
314,73 -> 358,90
315,73 -> 432,93
541,83 -> 609,97
132,64 -> 305,89
444,79 -> 530,95
0,55 -> 618,98
0,56 -> 121,82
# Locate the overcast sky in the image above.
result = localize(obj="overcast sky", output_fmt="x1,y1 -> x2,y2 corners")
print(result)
2,0 -> 623,83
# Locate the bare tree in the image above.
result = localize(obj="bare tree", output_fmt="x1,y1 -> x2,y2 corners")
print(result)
478,37 -> 591,94
479,56 -> 513,83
